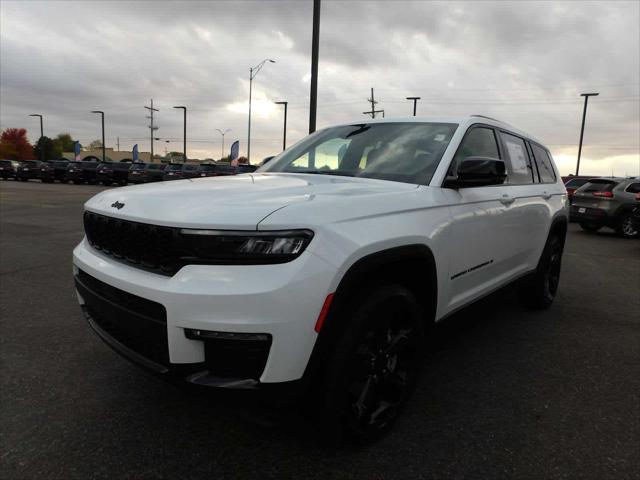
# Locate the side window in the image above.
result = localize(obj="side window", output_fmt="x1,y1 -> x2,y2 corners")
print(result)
500,132 -> 534,184
530,143 -> 556,183
449,127 -> 500,175
626,183 -> 640,194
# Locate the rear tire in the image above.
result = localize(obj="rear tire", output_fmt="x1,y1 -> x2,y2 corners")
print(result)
616,214 -> 639,239
321,284 -> 424,444
518,233 -> 564,310
580,223 -> 601,232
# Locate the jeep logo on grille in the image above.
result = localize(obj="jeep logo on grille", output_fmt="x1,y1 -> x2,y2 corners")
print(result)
111,201 -> 125,210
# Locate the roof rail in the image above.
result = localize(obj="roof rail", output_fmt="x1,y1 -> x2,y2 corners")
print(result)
470,114 -> 505,123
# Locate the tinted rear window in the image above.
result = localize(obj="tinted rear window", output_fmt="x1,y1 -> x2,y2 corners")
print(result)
199,165 -> 215,171
130,163 -> 146,170
82,162 -> 98,168
565,178 -> 590,188
54,161 -> 69,167
580,180 -> 618,192
184,165 -> 198,171
146,164 -> 165,170
1,160 -> 13,166
167,164 -> 183,171
113,163 -> 131,170
23,161 -> 40,167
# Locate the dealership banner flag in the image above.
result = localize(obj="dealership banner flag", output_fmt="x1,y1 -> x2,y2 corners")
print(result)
230,140 -> 239,161
132,144 -> 139,162
74,141 -> 81,161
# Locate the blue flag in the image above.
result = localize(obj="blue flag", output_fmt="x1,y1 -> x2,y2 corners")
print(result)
74,141 -> 81,160
230,140 -> 239,161
132,144 -> 139,162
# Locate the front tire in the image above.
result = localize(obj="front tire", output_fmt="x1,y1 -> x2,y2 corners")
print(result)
518,233 -> 564,310
322,284 -> 424,443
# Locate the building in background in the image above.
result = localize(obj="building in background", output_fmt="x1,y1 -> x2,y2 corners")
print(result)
61,147 -> 152,162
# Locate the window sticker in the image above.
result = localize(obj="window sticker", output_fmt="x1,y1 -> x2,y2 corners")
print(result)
506,141 -> 528,173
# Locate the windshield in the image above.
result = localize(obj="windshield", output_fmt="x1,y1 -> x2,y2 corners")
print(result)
130,163 -> 146,170
167,164 -> 183,171
261,122 -> 458,185
97,163 -> 112,169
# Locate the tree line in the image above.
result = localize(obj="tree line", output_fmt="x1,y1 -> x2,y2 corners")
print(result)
0,128 -> 104,161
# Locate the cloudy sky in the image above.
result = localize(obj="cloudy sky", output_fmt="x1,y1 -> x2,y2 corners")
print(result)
1,0 -> 638,175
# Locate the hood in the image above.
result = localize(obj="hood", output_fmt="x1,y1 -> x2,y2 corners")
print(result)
84,173 -> 418,230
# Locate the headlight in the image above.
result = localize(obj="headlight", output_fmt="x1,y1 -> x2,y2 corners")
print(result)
179,229 -> 314,264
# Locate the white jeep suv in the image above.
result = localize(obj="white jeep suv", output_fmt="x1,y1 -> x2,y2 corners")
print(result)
73,116 -> 568,440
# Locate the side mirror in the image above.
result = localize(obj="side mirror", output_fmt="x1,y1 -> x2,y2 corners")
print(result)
444,156 -> 507,188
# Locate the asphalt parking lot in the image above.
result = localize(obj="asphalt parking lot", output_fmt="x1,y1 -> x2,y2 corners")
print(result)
1,180 -> 638,480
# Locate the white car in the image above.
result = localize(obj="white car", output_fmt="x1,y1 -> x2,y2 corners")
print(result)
73,116 -> 568,441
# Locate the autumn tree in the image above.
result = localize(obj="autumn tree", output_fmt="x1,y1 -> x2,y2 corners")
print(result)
0,128 -> 36,160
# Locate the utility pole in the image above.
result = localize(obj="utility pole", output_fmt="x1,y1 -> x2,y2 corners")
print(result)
309,0 -> 321,133
363,88 -> 384,118
117,137 -> 120,151
91,110 -> 105,162
248,59 -> 276,163
144,99 -> 159,162
29,114 -> 44,161
275,101 -> 288,150
173,106 -> 187,162
406,96 -> 421,116
576,92 -> 599,176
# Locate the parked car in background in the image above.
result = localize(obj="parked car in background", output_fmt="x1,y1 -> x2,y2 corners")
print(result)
16,160 -> 42,181
570,178 -> 640,238
237,164 -> 258,174
197,164 -> 217,177
212,163 -> 236,177
0,160 -> 21,180
128,163 -> 146,184
74,116 -> 569,442
41,160 -> 69,183
163,163 -> 183,181
562,175 -> 593,204
65,161 -> 83,183
631,195 -> 640,233
142,163 -> 167,182
181,164 -> 200,179
79,161 -> 99,184
97,162 -> 131,186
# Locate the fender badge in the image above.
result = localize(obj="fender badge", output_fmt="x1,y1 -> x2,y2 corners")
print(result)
111,201 -> 125,210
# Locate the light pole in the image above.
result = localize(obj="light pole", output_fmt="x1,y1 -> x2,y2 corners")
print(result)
216,128 -> 231,160
274,101 -> 288,151
406,97 -> 421,116
576,93 -> 599,176
29,114 -> 44,161
91,110 -> 105,162
173,106 -> 187,162
309,0 -> 321,133
248,58 -> 275,163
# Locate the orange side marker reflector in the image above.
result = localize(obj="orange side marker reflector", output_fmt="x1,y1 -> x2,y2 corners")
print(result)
314,293 -> 335,333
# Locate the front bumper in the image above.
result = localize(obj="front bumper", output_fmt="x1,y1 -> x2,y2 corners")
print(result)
73,238 -> 335,385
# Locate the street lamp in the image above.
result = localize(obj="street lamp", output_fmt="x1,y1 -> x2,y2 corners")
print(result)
215,128 -> 231,160
406,97 -> 421,116
274,101 -> 288,151
576,93 -> 599,176
90,110 -> 105,162
247,58 -> 275,163
173,106 -> 187,163
29,114 -> 44,161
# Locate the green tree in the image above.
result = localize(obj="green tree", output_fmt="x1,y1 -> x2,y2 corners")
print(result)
53,133 -> 75,153
33,136 -> 61,160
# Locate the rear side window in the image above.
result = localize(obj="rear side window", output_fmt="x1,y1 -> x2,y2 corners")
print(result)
625,182 -> 640,194
500,132 -> 534,184
449,126 -> 500,175
579,180 -> 618,193
565,178 -> 589,188
530,144 -> 556,183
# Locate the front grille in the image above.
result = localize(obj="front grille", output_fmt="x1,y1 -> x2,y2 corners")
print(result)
84,212 -> 181,276
75,270 -> 169,367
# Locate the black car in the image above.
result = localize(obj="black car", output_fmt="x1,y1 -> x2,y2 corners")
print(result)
0,160 -> 20,179
40,160 -> 69,183
212,163 -> 236,177
197,164 -> 217,177
142,163 -> 167,182
182,164 -> 201,179
163,163 -> 183,181
67,161 -> 99,184
236,164 -> 257,174
16,160 -> 42,181
97,162 -> 131,186
128,162 -> 147,184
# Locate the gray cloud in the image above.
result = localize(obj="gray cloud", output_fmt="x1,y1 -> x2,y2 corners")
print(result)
1,0 -> 638,174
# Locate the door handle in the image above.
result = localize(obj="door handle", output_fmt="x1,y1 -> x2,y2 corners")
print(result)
541,192 -> 552,200
499,195 -> 515,205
